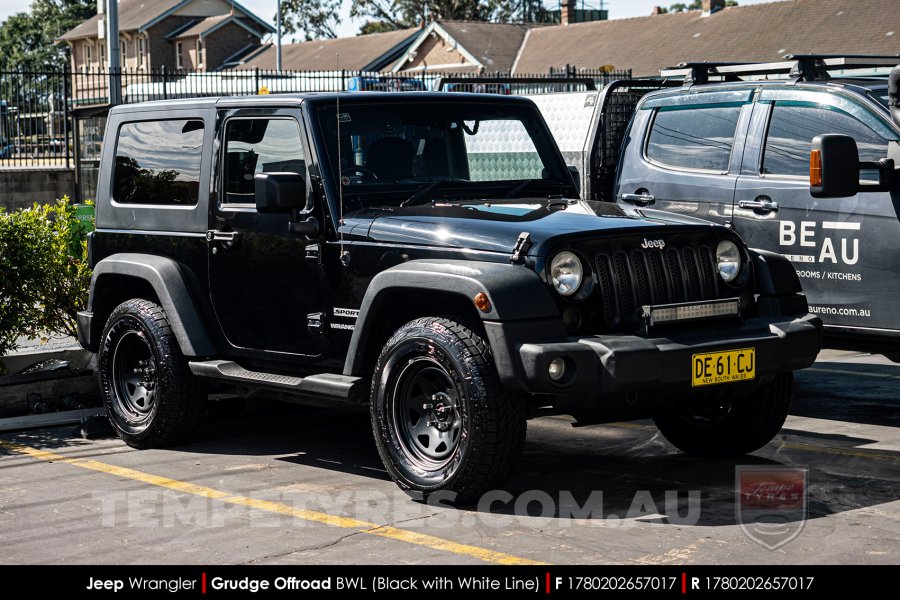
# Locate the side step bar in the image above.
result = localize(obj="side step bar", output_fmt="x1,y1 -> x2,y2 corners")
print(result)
188,360 -> 366,403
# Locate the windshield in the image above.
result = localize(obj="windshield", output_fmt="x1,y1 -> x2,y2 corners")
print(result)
315,101 -> 572,206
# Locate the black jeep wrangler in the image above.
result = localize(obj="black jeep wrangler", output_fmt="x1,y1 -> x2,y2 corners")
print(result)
78,93 -> 821,503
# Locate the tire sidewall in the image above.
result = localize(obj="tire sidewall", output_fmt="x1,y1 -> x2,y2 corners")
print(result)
371,321 -> 488,496
99,304 -> 167,442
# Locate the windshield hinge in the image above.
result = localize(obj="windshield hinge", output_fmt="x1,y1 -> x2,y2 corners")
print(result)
510,232 -> 532,264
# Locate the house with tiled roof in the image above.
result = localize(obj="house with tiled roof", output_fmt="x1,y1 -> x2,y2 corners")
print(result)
235,28 -> 420,72
58,0 -> 274,73
511,0 -> 900,76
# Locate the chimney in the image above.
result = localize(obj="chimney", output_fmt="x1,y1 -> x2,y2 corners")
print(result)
701,0 -> 725,17
561,0 -> 576,26
651,6 -> 663,15
97,0 -> 104,14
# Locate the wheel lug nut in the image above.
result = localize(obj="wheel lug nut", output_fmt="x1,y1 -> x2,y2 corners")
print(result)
422,403 -> 433,410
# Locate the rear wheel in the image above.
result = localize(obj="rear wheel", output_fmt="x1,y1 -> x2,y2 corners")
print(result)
99,299 -> 206,448
370,317 -> 526,505
653,373 -> 792,457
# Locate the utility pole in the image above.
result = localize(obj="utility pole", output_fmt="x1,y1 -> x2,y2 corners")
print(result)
106,0 -> 122,105
276,0 -> 283,71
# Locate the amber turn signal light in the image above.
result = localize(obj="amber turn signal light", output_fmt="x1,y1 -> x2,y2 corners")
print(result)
809,149 -> 822,187
473,292 -> 491,313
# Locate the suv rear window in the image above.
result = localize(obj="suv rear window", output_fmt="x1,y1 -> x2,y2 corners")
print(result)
646,106 -> 741,172
114,119 -> 204,205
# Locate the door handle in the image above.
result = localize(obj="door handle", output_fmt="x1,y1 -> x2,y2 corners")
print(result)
206,230 -> 240,243
620,193 -> 656,207
738,197 -> 779,213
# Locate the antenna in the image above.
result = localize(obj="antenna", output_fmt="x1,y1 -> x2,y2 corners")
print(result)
336,53 -> 349,267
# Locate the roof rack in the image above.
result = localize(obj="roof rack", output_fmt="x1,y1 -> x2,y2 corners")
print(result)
661,54 -> 900,86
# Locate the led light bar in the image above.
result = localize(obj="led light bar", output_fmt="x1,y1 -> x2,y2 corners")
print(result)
641,298 -> 740,331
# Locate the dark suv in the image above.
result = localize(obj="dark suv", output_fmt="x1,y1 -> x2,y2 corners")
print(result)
78,93 -> 821,503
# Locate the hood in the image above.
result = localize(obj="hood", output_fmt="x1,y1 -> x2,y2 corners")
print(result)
344,199 -> 722,256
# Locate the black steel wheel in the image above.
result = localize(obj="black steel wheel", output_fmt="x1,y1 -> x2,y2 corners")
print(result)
371,317 -> 526,505
653,373 -> 793,457
99,299 -> 206,448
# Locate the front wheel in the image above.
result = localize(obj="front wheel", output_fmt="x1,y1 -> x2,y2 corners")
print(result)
99,299 -> 206,448
370,317 -> 526,505
653,373 -> 792,457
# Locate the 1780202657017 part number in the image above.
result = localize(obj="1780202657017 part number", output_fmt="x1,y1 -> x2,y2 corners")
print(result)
692,348 -> 756,387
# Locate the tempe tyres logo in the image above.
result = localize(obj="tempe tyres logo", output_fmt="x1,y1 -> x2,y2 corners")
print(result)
736,466 -> 808,550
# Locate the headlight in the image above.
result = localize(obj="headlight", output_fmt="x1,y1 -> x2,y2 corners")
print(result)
550,251 -> 583,296
716,240 -> 741,283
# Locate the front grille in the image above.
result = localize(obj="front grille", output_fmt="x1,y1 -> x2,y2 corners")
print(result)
594,245 -> 721,330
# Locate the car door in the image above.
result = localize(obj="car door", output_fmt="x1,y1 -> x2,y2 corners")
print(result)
733,88 -> 900,333
208,107 -> 328,360
616,89 -> 753,223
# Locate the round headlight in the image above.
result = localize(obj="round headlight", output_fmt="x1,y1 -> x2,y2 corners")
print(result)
550,251 -> 584,296
716,240 -> 742,283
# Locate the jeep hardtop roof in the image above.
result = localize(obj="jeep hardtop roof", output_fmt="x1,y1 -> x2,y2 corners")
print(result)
108,92 -> 538,116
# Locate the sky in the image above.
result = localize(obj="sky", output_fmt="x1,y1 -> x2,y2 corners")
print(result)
0,0 -> 786,41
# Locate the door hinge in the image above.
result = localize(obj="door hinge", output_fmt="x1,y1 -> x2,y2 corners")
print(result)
305,243 -> 321,263
307,312 -> 325,334
510,232 -> 532,264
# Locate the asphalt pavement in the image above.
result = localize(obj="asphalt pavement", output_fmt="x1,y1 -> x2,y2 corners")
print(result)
0,350 -> 897,565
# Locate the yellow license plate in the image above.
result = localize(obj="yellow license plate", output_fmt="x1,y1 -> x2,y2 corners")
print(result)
692,348 -> 755,387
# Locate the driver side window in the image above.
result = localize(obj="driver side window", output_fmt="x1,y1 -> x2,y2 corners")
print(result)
222,118 -> 305,204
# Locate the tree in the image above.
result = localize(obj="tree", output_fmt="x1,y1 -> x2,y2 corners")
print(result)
0,0 -> 95,71
280,0 -> 343,41
668,0 -> 737,13
282,0 -> 537,40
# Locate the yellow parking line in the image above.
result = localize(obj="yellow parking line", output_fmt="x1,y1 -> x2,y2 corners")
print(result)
778,442 -> 900,463
0,440 -> 544,566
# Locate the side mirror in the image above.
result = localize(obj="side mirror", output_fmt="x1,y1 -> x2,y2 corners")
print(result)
810,134 -> 860,198
254,172 -> 308,213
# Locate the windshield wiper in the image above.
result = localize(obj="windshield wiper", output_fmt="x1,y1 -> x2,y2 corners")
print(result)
401,180 -> 461,207
505,178 -> 558,199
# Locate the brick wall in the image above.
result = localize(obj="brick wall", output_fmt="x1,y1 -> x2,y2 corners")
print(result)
203,22 -> 263,71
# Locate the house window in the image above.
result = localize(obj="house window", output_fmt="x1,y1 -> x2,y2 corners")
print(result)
120,41 -> 127,66
175,41 -> 183,70
99,43 -> 105,68
85,44 -> 92,65
195,39 -> 203,69
138,38 -> 145,68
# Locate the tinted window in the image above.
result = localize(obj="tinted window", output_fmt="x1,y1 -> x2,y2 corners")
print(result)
223,118 -> 305,204
114,120 -> 203,205
646,106 -> 740,172
763,103 -> 892,178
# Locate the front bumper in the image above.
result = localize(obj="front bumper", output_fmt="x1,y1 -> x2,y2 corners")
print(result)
495,313 -> 821,397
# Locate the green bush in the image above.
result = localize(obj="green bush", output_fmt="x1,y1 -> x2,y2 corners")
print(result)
0,197 -> 92,374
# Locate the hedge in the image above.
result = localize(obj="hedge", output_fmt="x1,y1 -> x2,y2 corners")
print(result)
0,198 -> 92,374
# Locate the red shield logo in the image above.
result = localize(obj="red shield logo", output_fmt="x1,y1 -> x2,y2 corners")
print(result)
736,466 -> 808,550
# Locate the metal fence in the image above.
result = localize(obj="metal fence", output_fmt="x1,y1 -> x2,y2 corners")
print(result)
2,66 -> 634,169
0,69 -> 72,168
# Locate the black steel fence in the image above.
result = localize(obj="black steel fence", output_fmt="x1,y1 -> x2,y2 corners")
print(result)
0,69 -> 72,168
2,66 -> 633,169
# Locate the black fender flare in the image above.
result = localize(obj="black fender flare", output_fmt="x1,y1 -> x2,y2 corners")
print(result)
84,253 -> 215,357
343,259 -> 563,377
749,248 -> 802,295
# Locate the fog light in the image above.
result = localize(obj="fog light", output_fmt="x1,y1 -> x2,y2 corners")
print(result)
548,357 -> 566,381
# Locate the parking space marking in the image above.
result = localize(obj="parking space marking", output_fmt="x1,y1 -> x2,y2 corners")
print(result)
0,440 -> 545,565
